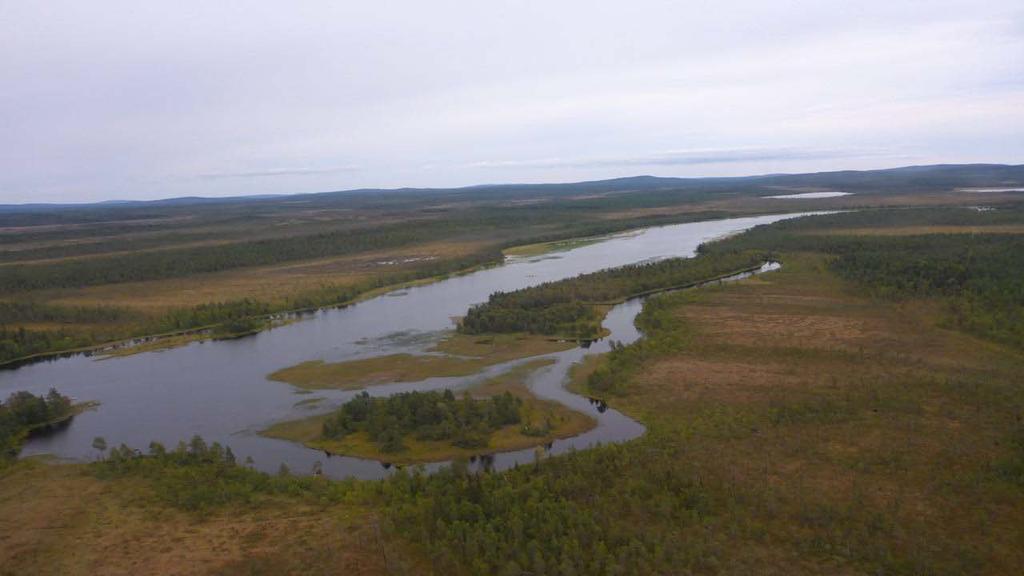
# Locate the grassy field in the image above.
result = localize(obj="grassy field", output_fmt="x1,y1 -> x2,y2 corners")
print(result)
263,359 -> 595,464
41,240 -> 489,312
268,332 -> 576,390
570,251 -> 1024,574
0,458 -> 413,576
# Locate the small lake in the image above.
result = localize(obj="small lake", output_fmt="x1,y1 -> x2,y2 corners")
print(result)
1,212 -> 821,479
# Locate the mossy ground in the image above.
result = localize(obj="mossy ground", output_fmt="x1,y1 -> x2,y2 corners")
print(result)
0,458 -> 408,576
582,251 -> 1024,573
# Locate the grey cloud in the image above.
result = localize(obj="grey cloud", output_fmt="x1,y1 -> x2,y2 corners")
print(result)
469,148 -> 896,170
195,166 -> 360,181
0,1 -> 1021,202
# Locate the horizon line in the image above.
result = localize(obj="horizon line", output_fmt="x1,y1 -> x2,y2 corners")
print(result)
2,161 -> 1021,209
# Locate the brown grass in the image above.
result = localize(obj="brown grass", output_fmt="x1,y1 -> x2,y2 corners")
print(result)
606,253 -> 1024,574
45,240 -> 490,313
0,459 -> 393,576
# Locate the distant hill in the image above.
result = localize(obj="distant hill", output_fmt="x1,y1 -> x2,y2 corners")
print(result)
1,163 -> 1021,215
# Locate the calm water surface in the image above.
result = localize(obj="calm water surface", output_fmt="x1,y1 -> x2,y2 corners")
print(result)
1,213 -> 819,478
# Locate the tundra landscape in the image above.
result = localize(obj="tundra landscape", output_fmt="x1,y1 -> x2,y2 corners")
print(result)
2,1 -> 1023,574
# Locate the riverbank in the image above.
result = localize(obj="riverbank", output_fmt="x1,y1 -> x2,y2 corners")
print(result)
267,332 -> 577,390
502,235 -> 614,257
1,251 -> 508,369
262,359 -> 596,464
2,202 -> 794,369
28,401 -> 100,433
2,400 -> 99,469
6,212 -> 821,474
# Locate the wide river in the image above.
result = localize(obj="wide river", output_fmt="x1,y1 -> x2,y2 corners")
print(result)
2,213 -> 817,479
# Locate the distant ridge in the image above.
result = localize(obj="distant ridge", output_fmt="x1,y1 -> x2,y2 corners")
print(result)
2,163 -> 1021,212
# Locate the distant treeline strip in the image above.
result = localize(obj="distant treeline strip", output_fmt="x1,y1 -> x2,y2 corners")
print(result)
0,207 -> 745,292
0,211 -> 739,365
460,250 -> 767,338
0,220 -> 461,292
0,248 -> 503,366
701,206 -> 1024,349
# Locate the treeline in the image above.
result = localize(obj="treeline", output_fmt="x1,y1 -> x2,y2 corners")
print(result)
460,250 -> 766,337
1,389 -> 73,464
701,208 -> 1024,350
0,221 -> 463,292
92,435 -> 356,511
92,432 -> 709,574
0,302 -> 141,363
0,248 -> 504,365
0,204 -> 744,294
381,444 -> 697,575
0,301 -> 137,324
0,203 -> 743,364
829,235 -> 1024,349
150,248 -> 505,333
587,292 -> 692,395
0,201 -> 706,293
784,203 -> 1024,230
0,327 -> 99,367
322,389 -> 522,452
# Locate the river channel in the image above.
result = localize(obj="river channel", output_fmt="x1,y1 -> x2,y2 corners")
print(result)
2,213 -> 820,478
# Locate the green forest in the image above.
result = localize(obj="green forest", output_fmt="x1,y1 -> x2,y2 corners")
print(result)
322,389 -> 523,452
700,205 -> 1024,350
460,250 -> 766,337
91,435 -> 356,511
0,389 -> 73,464
90,430 -> 703,573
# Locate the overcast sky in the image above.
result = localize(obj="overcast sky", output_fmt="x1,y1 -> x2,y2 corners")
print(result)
1,1 -> 1022,203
